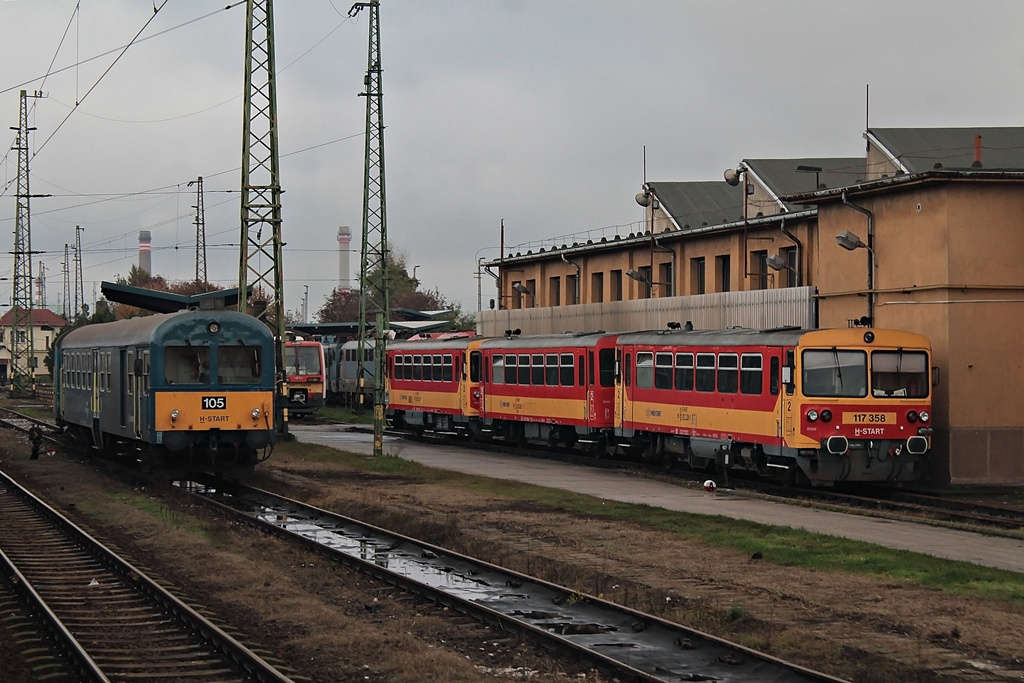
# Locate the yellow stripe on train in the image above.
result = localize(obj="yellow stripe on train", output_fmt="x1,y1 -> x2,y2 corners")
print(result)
485,393 -> 587,422
154,391 -> 275,431
621,397 -> 783,439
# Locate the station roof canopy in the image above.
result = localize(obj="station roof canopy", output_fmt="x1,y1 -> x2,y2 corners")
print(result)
100,281 -> 250,313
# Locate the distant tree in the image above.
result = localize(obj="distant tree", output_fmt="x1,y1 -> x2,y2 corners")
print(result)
316,288 -> 361,323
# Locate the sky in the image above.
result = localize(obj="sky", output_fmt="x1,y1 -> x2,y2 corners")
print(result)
2,1 -> 1024,322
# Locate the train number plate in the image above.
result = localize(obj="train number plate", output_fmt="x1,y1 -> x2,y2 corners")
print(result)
842,412 -> 895,424
201,396 -> 226,410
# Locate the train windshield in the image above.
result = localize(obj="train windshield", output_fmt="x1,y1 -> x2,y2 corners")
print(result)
165,347 -> 211,385
870,350 -> 929,398
219,346 -> 262,384
286,346 -> 322,377
801,349 -> 867,398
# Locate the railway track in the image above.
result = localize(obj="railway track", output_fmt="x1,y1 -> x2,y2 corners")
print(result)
185,475 -> 845,683
0,468 -> 295,682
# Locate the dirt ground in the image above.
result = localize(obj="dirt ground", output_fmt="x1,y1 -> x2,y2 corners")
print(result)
2,428 -> 1024,682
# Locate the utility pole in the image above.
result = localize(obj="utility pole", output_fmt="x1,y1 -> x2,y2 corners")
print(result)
350,0 -> 389,457
35,263 -> 46,308
238,0 -> 288,435
62,244 -> 70,320
74,226 -> 84,320
190,176 -> 207,285
10,89 -> 44,397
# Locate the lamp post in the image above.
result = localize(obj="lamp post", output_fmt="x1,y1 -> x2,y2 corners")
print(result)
724,163 -> 752,287
835,229 -> 876,325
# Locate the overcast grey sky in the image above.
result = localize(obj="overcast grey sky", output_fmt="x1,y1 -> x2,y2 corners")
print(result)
2,1 -> 1023,320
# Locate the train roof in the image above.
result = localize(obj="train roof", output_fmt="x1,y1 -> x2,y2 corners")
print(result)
479,331 -> 614,351
57,310 -> 271,349
388,337 -> 480,352
615,327 -> 807,347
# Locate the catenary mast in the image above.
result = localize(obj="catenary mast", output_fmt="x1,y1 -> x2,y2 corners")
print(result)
238,0 -> 288,433
350,0 -> 390,457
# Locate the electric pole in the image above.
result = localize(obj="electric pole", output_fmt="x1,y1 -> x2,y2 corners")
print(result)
190,176 -> 207,285
74,226 -> 84,320
350,0 -> 390,457
238,0 -> 288,434
10,89 -> 44,397
62,244 -> 70,320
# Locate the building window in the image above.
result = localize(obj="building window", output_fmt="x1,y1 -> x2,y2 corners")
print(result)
691,257 -> 705,295
638,265 -> 653,299
782,246 -> 798,287
591,272 -> 604,303
526,279 -> 536,308
715,255 -> 731,293
512,280 -> 523,309
549,276 -> 561,307
751,250 -> 768,290
658,262 -> 674,297
566,274 -> 578,305
610,270 -> 623,302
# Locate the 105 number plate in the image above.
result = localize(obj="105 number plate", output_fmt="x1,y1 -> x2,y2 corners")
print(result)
202,396 -> 226,410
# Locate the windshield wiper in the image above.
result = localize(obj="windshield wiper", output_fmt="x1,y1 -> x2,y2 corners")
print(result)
831,347 -> 844,389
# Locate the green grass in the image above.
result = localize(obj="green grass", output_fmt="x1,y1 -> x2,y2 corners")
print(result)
272,440 -> 1024,604
313,405 -> 376,425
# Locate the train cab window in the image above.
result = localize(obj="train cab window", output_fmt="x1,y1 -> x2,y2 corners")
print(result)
505,355 -> 517,385
696,353 -> 716,392
286,345 -> 322,377
870,350 -> 929,398
532,355 -> 545,385
545,354 -> 559,385
403,355 -> 413,380
770,356 -> 780,395
220,346 -> 263,384
492,355 -> 505,384
636,352 -> 654,389
432,355 -> 443,381
164,346 -> 211,385
740,354 -> 763,395
470,351 -> 481,383
442,354 -> 453,382
718,354 -> 739,393
518,354 -> 530,385
675,353 -> 694,391
599,348 -> 615,387
801,349 -> 867,398
655,353 -> 673,390
413,355 -> 423,381
560,353 -> 574,386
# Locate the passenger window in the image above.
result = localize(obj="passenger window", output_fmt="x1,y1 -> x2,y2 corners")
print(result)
741,354 -> 763,395
718,354 -> 738,393
532,354 -> 545,386
432,355 -> 443,382
636,352 -> 654,389
675,353 -> 693,391
492,355 -> 505,384
442,354 -> 453,382
413,355 -> 422,381
696,353 -> 715,392
770,356 -> 780,395
560,353 -> 574,386
518,354 -> 530,385
599,348 -> 615,387
470,351 -> 481,383
655,353 -> 672,390
545,354 -> 559,386
505,355 -> 517,385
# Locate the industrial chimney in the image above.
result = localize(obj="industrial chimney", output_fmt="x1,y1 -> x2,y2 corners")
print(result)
337,225 -> 352,292
139,230 -> 152,275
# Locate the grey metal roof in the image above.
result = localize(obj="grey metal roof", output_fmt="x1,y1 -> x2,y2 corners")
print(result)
744,158 -> 864,210
868,127 -> 1024,172
616,327 -> 806,348
479,331 -> 612,350
646,181 -> 744,230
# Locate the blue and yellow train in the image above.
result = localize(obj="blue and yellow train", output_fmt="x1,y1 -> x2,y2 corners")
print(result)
54,309 -> 276,472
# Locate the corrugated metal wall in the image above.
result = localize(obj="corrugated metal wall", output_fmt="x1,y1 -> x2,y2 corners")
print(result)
478,286 -> 817,336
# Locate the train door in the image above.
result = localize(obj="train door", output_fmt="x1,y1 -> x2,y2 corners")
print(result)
90,348 -> 102,447
781,348 -> 796,442
119,349 -> 128,429
614,348 -> 631,433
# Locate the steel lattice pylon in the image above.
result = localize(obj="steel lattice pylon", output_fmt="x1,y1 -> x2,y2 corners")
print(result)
10,90 -> 41,397
238,0 -> 288,432
191,176 -> 207,284
350,0 -> 390,456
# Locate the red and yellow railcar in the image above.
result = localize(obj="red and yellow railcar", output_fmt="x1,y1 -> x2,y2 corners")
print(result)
615,327 -> 933,485
476,332 -> 618,449
386,334 -> 480,435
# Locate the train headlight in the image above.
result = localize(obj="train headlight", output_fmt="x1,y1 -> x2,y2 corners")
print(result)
207,321 -> 221,335
919,410 -> 930,423
807,409 -> 819,422
906,410 -> 918,423
170,409 -> 180,422
820,409 -> 833,423
251,408 -> 261,418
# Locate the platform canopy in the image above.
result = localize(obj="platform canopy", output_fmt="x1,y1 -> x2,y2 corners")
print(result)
100,281 -> 251,313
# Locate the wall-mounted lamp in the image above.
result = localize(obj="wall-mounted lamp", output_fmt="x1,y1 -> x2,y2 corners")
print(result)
512,282 -> 531,294
835,230 -> 868,251
765,254 -> 788,271
626,268 -> 649,285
